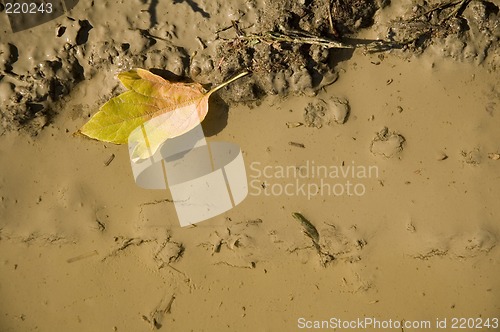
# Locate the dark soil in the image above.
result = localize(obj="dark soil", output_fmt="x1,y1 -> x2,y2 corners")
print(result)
196,0 -> 380,102
0,0 -> 498,135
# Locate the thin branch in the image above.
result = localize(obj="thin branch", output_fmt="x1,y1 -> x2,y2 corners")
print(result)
409,0 -> 463,22
237,30 -> 391,52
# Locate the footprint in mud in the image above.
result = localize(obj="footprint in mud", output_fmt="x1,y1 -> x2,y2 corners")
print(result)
199,220 -> 261,268
286,213 -> 368,267
460,148 -> 482,165
410,229 -> 497,260
370,127 -> 405,158
304,97 -> 350,128
453,229 -> 497,258
318,225 -> 368,264
154,239 -> 184,267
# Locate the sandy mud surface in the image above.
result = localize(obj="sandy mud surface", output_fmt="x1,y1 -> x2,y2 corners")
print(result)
0,0 -> 499,331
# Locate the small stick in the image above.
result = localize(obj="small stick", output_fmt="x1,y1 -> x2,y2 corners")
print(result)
409,0 -> 461,21
289,142 -> 305,148
208,71 -> 250,95
237,30 -> 391,52
104,153 -> 115,166
441,0 -> 470,22
164,295 -> 176,315
327,0 -> 335,35
242,31 -> 354,49
67,250 -> 99,263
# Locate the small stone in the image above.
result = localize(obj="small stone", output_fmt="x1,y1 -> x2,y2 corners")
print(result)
488,153 -> 500,160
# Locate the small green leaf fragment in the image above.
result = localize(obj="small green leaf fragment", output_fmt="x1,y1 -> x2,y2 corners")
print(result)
292,212 -> 320,244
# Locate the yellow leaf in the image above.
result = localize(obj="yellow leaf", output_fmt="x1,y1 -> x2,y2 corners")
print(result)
78,69 -> 248,159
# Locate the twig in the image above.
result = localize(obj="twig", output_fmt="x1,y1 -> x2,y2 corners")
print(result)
235,28 -> 393,52
408,0 -> 471,23
67,250 -> 99,263
409,0 -> 462,22
289,142 -> 305,148
241,30 -> 353,49
389,0 -> 471,49
441,0 -> 470,22
104,153 -> 115,166
327,0 -> 335,35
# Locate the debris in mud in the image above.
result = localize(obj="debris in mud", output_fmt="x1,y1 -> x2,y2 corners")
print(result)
289,214 -> 368,267
1,0 -> 497,138
370,127 -> 406,158
436,151 -> 449,161
0,50 -> 85,135
412,248 -> 449,260
142,294 -> 176,330
462,230 -> 497,254
103,153 -> 115,167
289,141 -> 306,148
66,250 -> 99,263
286,121 -> 303,128
201,0 -> 381,102
461,148 -> 482,165
304,97 -> 350,128
291,212 -> 335,266
318,225 -> 367,264
0,19 -> 190,136
292,212 -> 320,245
488,153 -> 500,160
206,227 -> 252,254
411,229 -> 497,260
198,224 -> 259,268
154,239 -> 184,268
102,236 -> 153,261
406,222 -> 417,233
386,0 -> 500,66
330,0 -> 380,34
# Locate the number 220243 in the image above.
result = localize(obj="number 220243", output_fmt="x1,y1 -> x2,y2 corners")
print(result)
5,2 -> 53,14
451,317 -> 499,329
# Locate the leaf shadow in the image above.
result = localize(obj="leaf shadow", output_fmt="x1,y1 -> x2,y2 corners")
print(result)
147,0 -> 159,28
202,94 -> 228,138
149,68 -> 186,83
172,0 -> 210,18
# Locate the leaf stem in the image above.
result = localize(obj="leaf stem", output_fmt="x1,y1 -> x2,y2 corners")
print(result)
208,71 -> 250,95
